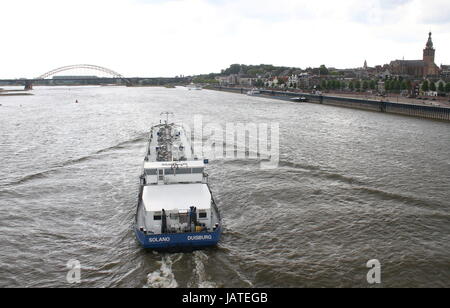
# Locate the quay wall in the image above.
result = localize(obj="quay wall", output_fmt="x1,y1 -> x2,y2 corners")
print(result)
212,87 -> 450,122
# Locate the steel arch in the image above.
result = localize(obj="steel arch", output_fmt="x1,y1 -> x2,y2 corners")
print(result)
37,64 -> 125,79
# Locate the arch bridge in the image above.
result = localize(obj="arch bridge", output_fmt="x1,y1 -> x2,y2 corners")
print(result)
36,64 -> 127,80
0,65 -> 190,90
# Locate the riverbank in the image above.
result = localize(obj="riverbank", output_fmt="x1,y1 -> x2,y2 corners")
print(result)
0,89 -> 33,96
211,86 -> 450,122
326,92 -> 450,108
0,93 -> 33,96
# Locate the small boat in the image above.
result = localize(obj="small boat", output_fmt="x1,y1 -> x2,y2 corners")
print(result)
247,88 -> 261,95
187,84 -> 202,91
135,113 -> 222,250
290,96 -> 308,102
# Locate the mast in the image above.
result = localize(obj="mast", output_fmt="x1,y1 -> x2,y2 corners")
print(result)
160,111 -> 174,125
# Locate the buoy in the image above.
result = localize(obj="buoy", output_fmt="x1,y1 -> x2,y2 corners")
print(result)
75,100 -> 79,104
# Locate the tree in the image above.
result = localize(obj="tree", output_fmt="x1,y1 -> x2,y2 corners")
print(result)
445,82 -> 450,93
438,82 -> 445,93
392,80 -> 400,91
193,77 -> 218,84
421,80 -> 429,92
400,81 -> 407,91
222,64 -> 242,75
370,80 -> 376,90
405,80 -> 412,91
255,79 -> 264,87
349,82 -> 354,91
319,65 -> 329,76
430,82 -> 436,91
355,80 -> 361,91
321,80 -> 328,90
328,80 -> 336,90
362,81 -> 369,91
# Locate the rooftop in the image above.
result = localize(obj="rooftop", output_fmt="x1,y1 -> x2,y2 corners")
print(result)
142,183 -> 211,212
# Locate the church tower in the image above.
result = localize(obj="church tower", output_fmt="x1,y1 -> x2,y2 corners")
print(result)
423,32 -> 435,65
423,32 -> 439,76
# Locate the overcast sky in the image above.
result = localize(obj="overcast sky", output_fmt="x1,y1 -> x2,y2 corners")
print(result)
1,0 -> 449,78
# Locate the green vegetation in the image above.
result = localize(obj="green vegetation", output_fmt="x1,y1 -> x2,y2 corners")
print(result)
429,82 -> 436,91
421,80 -> 429,92
192,77 -> 218,85
319,65 -> 329,76
254,79 -> 265,87
362,81 -> 368,91
445,82 -> 450,93
405,80 -> 412,91
219,64 -> 338,78
438,82 -> 445,92
221,64 -> 301,77
325,80 -> 341,90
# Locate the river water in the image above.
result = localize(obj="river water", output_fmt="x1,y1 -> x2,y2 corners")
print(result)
0,86 -> 449,288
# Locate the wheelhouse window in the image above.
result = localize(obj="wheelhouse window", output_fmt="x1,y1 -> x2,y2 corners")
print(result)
165,169 -> 174,175
145,169 -> 157,175
164,168 -> 192,175
199,212 -> 207,219
174,168 -> 191,174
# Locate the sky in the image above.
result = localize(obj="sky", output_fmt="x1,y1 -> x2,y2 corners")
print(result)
0,0 -> 449,78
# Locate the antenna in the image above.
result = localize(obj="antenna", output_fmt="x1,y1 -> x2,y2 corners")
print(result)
160,112 -> 174,124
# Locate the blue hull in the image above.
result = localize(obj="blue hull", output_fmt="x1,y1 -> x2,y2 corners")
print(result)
135,227 -> 222,250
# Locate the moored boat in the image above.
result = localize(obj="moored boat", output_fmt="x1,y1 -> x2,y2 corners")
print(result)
290,96 -> 308,102
247,88 -> 261,95
187,83 -> 203,90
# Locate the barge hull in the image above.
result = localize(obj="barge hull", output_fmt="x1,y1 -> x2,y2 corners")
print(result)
135,227 -> 221,250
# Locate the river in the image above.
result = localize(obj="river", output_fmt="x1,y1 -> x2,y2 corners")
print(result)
0,86 -> 449,287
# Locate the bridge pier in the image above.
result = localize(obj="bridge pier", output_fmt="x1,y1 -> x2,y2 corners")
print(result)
24,81 -> 33,91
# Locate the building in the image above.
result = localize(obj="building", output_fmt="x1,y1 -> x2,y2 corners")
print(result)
288,74 -> 299,87
215,76 -> 229,86
441,65 -> 450,79
390,32 -> 440,78
238,77 -> 257,86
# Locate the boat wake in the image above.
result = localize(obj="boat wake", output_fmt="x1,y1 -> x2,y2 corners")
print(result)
145,251 -> 218,288
2,134 -> 147,188
189,251 -> 217,288
146,254 -> 182,288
